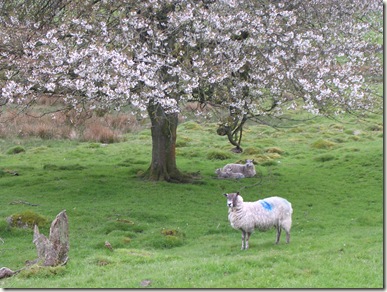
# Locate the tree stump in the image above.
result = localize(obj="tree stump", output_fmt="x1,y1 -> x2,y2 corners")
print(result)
32,210 -> 69,266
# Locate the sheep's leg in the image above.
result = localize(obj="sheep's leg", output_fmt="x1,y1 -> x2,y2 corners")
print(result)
275,225 -> 282,244
282,220 -> 292,243
241,231 -> 246,250
286,230 -> 290,243
245,232 -> 251,250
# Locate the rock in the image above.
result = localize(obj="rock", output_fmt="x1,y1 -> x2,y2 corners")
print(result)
0,267 -> 15,279
140,279 -> 152,287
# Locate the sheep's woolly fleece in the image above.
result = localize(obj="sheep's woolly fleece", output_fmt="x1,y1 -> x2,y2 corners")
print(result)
224,192 -> 293,249
222,159 -> 256,178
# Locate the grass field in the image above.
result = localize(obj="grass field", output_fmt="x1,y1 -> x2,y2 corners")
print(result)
0,112 -> 383,288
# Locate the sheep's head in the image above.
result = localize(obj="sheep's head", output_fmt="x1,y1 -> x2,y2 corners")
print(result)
215,168 -> 221,174
223,192 -> 243,208
245,159 -> 255,168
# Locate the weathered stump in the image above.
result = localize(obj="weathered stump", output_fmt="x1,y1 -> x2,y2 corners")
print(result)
33,210 -> 69,266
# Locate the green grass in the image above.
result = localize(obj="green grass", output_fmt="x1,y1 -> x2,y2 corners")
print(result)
0,113 -> 383,288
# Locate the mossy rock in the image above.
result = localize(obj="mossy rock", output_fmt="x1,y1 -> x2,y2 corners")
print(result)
6,210 -> 48,229
18,264 -> 66,278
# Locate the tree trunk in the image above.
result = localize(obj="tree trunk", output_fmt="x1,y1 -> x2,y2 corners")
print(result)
144,102 -> 186,182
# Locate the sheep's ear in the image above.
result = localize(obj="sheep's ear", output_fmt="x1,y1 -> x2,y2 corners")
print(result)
223,193 -> 228,197
236,192 -> 240,196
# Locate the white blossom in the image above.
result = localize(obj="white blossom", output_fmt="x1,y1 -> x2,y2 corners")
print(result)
0,0 -> 381,119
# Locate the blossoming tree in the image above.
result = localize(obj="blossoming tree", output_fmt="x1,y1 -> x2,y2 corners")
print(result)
0,0 -> 382,181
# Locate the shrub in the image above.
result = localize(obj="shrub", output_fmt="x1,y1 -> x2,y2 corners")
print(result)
6,146 -> 26,155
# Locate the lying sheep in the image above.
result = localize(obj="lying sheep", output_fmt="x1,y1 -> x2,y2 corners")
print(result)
215,168 -> 245,179
223,192 -> 293,250
222,159 -> 256,178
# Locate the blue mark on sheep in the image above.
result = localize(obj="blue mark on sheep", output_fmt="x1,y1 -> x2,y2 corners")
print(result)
260,200 -> 272,211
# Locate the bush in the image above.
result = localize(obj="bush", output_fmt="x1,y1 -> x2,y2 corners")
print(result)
6,146 -> 26,155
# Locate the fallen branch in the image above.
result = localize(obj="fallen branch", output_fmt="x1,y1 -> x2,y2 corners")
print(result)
9,200 -> 39,206
4,169 -> 19,176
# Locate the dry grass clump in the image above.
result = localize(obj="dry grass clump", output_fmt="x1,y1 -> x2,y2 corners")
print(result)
311,139 -> 336,149
243,147 -> 263,155
0,110 -> 143,143
82,124 -> 120,144
265,147 -> 284,154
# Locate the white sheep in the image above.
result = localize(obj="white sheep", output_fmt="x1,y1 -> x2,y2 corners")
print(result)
215,168 -> 245,179
222,159 -> 256,178
223,192 -> 293,250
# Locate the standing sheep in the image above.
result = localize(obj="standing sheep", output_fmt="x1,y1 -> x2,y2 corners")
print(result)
223,192 -> 293,250
215,168 -> 245,179
222,159 -> 256,178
